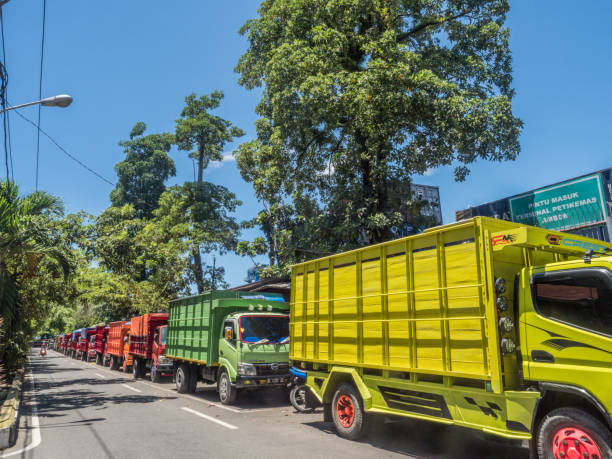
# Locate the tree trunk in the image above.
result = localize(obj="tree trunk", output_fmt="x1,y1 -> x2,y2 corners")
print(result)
192,145 -> 206,293
192,245 -> 205,294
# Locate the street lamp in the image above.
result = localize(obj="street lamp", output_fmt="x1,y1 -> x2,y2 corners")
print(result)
0,94 -> 73,113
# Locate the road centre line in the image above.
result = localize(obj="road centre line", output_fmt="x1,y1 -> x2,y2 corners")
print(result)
181,407 -> 238,430
94,373 -> 107,379
121,384 -> 142,393
2,365 -> 41,457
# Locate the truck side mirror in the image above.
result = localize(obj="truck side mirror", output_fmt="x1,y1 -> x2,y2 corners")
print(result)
224,327 -> 233,340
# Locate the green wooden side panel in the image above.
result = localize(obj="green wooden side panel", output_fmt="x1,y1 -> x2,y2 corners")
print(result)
167,290 -> 289,365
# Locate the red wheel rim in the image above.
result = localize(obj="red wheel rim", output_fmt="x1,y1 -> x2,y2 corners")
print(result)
552,427 -> 601,459
336,395 -> 355,428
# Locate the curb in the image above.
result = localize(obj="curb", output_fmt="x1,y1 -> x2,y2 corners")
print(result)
0,369 -> 25,449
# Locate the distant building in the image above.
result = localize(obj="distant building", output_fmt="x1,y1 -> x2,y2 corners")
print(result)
411,183 -> 443,224
456,168 -> 612,242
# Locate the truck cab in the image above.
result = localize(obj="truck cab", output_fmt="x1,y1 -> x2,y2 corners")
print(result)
150,325 -> 172,382
218,312 -> 290,401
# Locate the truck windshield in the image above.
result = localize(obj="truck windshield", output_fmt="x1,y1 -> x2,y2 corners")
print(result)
160,326 -> 168,345
240,316 -> 289,343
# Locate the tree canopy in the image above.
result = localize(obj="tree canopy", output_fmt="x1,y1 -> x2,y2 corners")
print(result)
235,0 -> 521,270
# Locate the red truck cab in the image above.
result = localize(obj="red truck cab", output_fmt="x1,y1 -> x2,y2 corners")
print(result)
93,326 -> 109,366
129,313 -> 172,382
150,325 -> 172,382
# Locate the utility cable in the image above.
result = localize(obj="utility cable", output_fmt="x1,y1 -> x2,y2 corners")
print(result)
1,8 -> 13,181
35,0 -> 46,190
11,107 -> 115,186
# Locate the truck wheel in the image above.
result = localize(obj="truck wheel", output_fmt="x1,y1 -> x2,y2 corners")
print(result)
110,355 -> 117,370
176,364 -> 190,394
536,407 -> 612,459
217,370 -> 236,405
331,383 -> 367,441
151,364 -> 160,383
133,358 -> 140,379
188,366 -> 198,393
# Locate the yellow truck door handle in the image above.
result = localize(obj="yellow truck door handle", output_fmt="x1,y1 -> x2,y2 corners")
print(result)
531,350 -> 555,363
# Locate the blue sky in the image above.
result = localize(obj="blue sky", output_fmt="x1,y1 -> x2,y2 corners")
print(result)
4,1 -> 612,287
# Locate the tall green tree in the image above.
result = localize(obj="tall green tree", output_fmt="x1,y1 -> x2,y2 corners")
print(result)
0,182 -> 73,371
236,0 -> 522,269
110,122 -> 175,219
174,92 -> 244,292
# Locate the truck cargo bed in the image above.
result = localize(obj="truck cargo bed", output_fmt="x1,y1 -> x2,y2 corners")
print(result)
290,217 -> 567,392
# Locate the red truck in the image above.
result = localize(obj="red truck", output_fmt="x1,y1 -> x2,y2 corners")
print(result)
129,313 -> 172,382
107,321 -> 132,372
92,326 -> 109,365
76,328 -> 96,361
62,333 -> 71,355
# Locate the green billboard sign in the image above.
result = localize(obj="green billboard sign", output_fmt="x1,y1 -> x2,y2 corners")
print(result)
509,174 -> 608,231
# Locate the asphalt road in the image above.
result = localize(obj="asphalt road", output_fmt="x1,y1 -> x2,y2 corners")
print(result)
1,349 -> 529,458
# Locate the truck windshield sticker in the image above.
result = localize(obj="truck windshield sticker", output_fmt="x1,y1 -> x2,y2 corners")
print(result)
241,295 -> 284,302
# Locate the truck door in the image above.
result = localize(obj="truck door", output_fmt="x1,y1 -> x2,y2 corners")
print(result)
522,264 -> 612,403
219,319 -> 238,369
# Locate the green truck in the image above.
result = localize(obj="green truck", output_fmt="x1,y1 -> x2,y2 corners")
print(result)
291,217 -> 612,458
166,290 -> 291,404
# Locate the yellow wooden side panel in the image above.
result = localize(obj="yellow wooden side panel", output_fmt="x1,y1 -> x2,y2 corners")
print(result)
305,270 -> 316,360
445,241 -> 486,375
292,272 -> 304,359
413,247 -> 443,372
333,262 -> 358,363
387,250 -> 411,368
318,268 -> 330,360
362,258 -> 383,366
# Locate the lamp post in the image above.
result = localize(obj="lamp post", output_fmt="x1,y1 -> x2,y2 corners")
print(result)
0,94 -> 73,113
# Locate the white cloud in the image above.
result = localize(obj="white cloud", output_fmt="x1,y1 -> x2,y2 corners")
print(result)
209,151 -> 236,169
423,167 -> 435,176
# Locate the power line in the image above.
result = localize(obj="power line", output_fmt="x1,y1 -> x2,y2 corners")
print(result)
11,107 -> 115,186
1,7 -> 13,181
35,0 -> 46,190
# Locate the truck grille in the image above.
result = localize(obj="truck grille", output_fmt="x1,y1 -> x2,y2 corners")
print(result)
255,363 -> 289,376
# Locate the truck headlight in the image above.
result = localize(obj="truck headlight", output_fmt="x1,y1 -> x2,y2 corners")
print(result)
238,363 -> 257,376
158,356 -> 170,365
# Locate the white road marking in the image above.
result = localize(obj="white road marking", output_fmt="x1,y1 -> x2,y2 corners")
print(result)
181,407 -> 238,430
94,373 -> 107,379
1,366 -> 41,457
121,384 -> 142,393
74,357 -> 269,413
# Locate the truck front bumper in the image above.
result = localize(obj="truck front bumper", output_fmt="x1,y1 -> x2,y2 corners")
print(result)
155,364 -> 174,372
235,374 -> 289,388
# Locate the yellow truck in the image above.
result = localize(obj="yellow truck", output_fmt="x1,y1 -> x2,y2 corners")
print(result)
290,217 -> 612,458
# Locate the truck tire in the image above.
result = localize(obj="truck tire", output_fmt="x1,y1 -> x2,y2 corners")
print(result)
110,355 -> 118,371
331,383 -> 368,441
151,364 -> 160,383
217,370 -> 236,405
188,366 -> 198,393
133,358 -> 141,379
536,407 -> 612,459
290,384 -> 314,413
176,364 -> 190,394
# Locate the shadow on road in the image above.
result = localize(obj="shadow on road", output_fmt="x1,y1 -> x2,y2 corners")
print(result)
29,353 -> 175,420
303,417 -> 529,459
